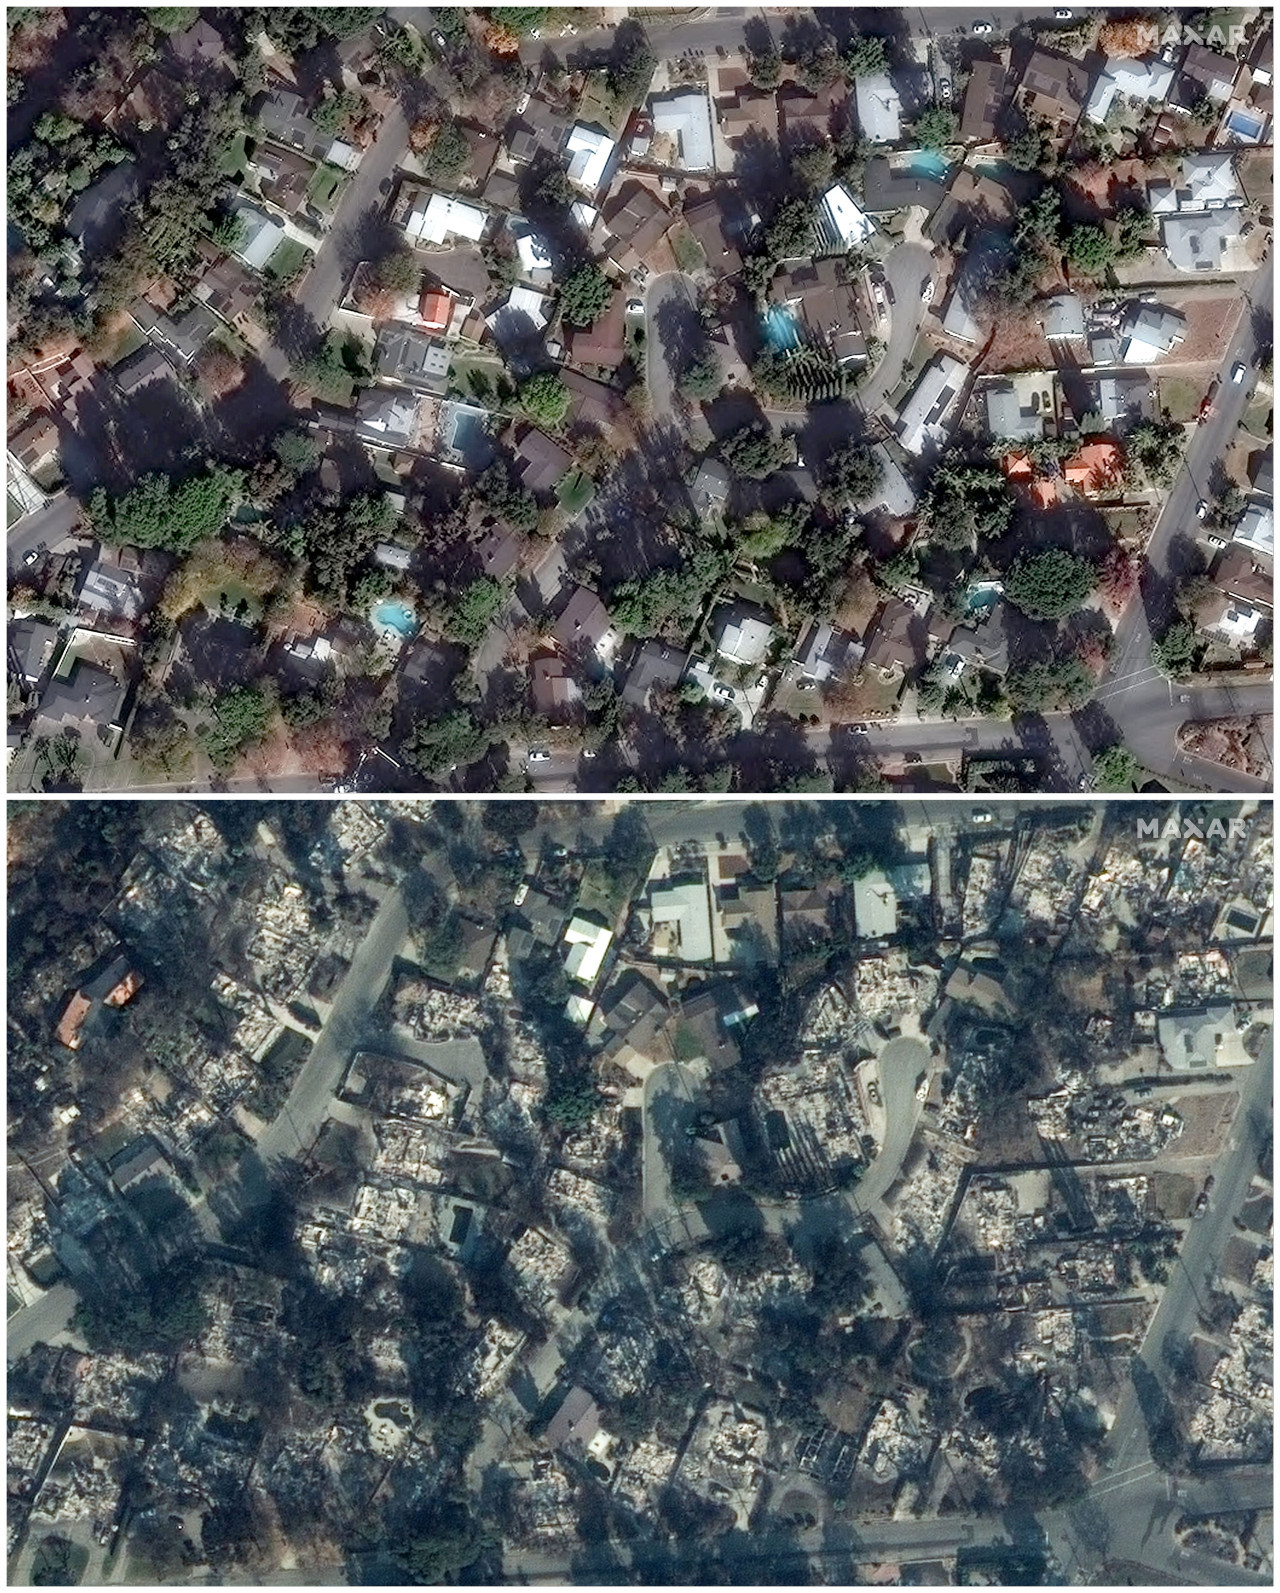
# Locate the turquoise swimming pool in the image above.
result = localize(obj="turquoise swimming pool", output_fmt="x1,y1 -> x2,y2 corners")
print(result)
373,600 -> 417,639
762,303 -> 802,351
905,149 -> 951,182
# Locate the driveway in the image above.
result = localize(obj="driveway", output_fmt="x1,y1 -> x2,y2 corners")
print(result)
645,270 -> 702,418
857,241 -> 935,415
855,1034 -> 930,1212
7,491 -> 83,573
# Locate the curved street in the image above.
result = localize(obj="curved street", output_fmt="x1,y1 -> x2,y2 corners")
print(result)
856,241 -> 934,416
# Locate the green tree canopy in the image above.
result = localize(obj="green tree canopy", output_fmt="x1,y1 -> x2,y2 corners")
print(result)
1150,618 -> 1198,678
678,348 -> 722,402
202,686 -> 274,770
720,422 -> 792,480
424,121 -> 470,183
917,457 -> 1015,548
1092,743 -> 1140,791
1065,222 -> 1115,276
519,372 -> 570,430
1004,549 -> 1097,619
88,465 -> 242,554
443,578 -> 504,649
913,106 -> 957,148
402,711 -> 493,780
822,442 -> 883,506
557,261 -> 612,327
841,29 -> 888,79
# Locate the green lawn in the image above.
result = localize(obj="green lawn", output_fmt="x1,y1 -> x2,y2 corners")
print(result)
265,236 -> 313,284
1157,374 -> 1203,424
556,468 -> 596,516
671,223 -> 706,275
219,131 -> 249,180
1242,399 -> 1273,439
306,163 -> 345,214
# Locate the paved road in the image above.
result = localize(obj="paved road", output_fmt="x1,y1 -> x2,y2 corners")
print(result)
1102,1032 -> 1272,1479
1103,677 -> 1273,793
253,884 -> 408,1168
641,1060 -> 704,1220
857,242 -> 934,415
6,1282 -> 80,1364
1104,262 -> 1272,697
645,269 -> 701,419
855,1034 -> 929,1212
7,490 -> 84,571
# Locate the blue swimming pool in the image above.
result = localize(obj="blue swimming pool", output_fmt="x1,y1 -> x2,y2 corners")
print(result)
905,149 -> 951,182
762,303 -> 802,351
373,600 -> 417,639
1225,108 -> 1265,142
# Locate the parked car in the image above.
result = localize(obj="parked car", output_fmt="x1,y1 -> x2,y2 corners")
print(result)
526,748 -> 551,764
1232,360 -> 1248,383
921,278 -> 934,304
712,682 -> 735,702
1192,1192 -> 1209,1219
430,28 -> 448,50
1196,499 -> 1210,519
972,20 -> 993,33
939,78 -> 951,102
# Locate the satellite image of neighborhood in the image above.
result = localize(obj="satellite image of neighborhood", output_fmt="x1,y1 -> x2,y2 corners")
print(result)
5,5 -> 1274,797
6,796 -> 1273,1585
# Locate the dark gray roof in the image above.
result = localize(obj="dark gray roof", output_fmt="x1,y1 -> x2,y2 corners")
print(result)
37,662 -> 126,728
862,159 -> 947,216
375,324 -> 451,394
622,640 -> 689,709
8,619 -> 60,687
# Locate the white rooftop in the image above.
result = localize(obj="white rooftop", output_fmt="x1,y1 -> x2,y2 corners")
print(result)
1085,56 -> 1174,122
897,353 -> 967,455
563,916 -> 613,986
854,74 -> 902,144
233,203 -> 286,270
715,612 -> 773,666
822,184 -> 876,249
566,123 -> 615,190
853,872 -> 897,938
406,192 -> 487,246
516,232 -> 553,274
1234,501 -> 1274,557
650,879 -> 714,963
650,89 -> 715,171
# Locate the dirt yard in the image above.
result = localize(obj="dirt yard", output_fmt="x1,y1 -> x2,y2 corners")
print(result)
1178,716 -> 1273,781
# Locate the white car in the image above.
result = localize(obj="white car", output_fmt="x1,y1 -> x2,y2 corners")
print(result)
1055,7 -> 1073,16
516,90 -> 531,114
1231,361 -> 1248,383
921,279 -> 934,304
526,748 -> 551,764
972,20 -> 993,34
1196,499 -> 1209,519
626,297 -> 644,315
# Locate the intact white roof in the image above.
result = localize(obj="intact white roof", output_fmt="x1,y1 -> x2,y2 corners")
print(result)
853,872 -> 897,938
897,353 -> 967,455
1147,182 -> 1179,215
564,916 -> 613,985
502,284 -> 551,328
407,192 -> 487,245
715,613 -> 772,665
1234,501 -> 1274,557
571,200 -> 599,231
566,123 -> 615,190
233,203 -> 286,270
1185,153 -> 1243,207
854,74 -> 902,143
1120,304 -> 1186,364
326,138 -> 360,171
1085,56 -> 1174,122
516,232 -> 553,273
650,90 -> 715,171
565,993 -> 596,1026
650,879 -> 714,963
822,184 -> 876,249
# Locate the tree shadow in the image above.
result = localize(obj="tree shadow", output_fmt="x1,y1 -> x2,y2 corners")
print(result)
652,289 -> 706,391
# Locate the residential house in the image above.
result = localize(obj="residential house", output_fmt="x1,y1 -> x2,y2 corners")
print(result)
1233,500 -> 1274,558
476,526 -> 523,581
601,182 -> 673,275
865,444 -> 916,516
862,598 -> 929,679
251,141 -> 316,217
232,203 -> 286,271
552,585 -> 619,662
566,123 -> 615,191
1161,210 -> 1243,271
861,159 -> 947,217
714,860 -> 779,962
505,97 -> 571,166
896,354 -> 967,455
169,17 -> 229,71
926,168 -> 1017,249
676,987 -> 745,1069
193,254 -> 259,329
780,882 -> 843,950
255,88 -> 352,165
531,656 -> 581,721
36,662 -> 127,733
819,185 -> 876,251
854,74 -> 902,143
9,415 -> 59,475
113,347 -> 174,398
681,189 -> 746,276
1017,49 -> 1091,138
401,189 -> 488,248
1064,439 -> 1124,494
650,882 -> 714,964
1172,43 -> 1243,110
598,973 -> 670,1063
1119,303 -> 1186,362
793,619 -> 859,684
778,78 -> 849,148
1085,55 -> 1175,122
1090,373 -> 1151,428
563,916 -> 613,985
940,602 -> 1010,678
714,605 -> 773,667
375,324 -> 451,394
622,641 -> 689,710
66,160 -> 142,254
514,428 -> 573,497
714,70 -> 780,151
355,387 -> 421,450
545,1387 -> 602,1453
691,458 -> 730,512
1212,543 -> 1273,611
129,300 -> 220,369
78,554 -> 146,623
650,89 -> 715,170
1042,293 -> 1087,341
560,369 -> 626,431
565,289 -> 627,374
959,58 -> 1008,142
8,619 -> 61,691
772,257 -> 865,363
985,379 -> 1047,442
